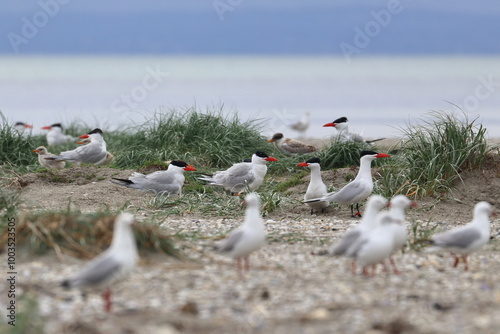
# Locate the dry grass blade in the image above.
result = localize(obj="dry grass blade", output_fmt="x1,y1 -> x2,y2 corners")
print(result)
0,212 -> 180,259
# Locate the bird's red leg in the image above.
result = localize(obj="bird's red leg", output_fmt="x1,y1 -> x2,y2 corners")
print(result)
462,255 -> 469,271
361,266 -> 370,276
351,261 -> 357,275
389,256 -> 401,274
102,289 -> 112,313
451,253 -> 460,267
244,256 -> 250,272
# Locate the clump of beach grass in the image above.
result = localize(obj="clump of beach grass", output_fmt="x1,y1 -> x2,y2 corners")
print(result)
110,106 -> 274,169
378,110 -> 490,198
0,210 -> 180,259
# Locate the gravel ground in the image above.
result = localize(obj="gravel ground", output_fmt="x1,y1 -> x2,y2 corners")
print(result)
2,150 -> 500,333
5,213 -> 500,334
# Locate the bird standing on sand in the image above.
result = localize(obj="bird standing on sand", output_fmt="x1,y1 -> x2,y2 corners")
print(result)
41,123 -> 73,146
268,133 -> 317,155
44,128 -> 107,165
76,137 -> 114,165
215,193 -> 267,274
111,160 -> 196,196
289,111 -> 310,136
304,151 -> 391,217
323,117 -> 384,144
297,157 -> 328,214
387,195 -> 417,274
346,212 -> 402,276
428,201 -> 495,271
330,195 -> 388,274
32,146 -> 66,169
199,151 -> 278,195
61,213 -> 138,313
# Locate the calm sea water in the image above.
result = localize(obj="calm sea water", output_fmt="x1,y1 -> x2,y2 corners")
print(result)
1,55 -> 500,139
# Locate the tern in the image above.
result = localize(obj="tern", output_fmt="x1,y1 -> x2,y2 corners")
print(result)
44,128 -> 107,165
41,123 -> 73,146
61,213 -> 138,312
304,151 -> 390,217
215,193 -> 266,274
323,117 -> 384,144
111,160 -> 196,195
297,157 -> 328,214
14,122 -> 33,135
268,133 -> 317,155
199,151 -> 278,195
32,146 -> 66,169
76,137 -> 114,165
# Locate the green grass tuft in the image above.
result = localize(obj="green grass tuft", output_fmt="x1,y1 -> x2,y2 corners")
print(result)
378,110 -> 490,198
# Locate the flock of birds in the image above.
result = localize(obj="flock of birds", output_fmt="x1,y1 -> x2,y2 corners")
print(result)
12,116 -> 497,313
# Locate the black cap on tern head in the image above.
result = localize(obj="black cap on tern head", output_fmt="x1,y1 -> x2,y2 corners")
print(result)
306,157 -> 321,164
170,160 -> 188,168
271,133 -> 284,140
360,150 -> 378,157
255,151 -> 269,158
15,122 -> 26,126
87,128 -> 103,135
332,117 -> 348,124
50,123 -> 63,128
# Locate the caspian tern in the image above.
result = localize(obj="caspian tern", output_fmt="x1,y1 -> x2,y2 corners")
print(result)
41,123 -> 73,146
297,157 -> 328,214
14,122 -> 33,135
323,117 -> 385,144
215,193 -> 266,274
76,137 -> 115,165
44,128 -> 107,165
268,133 -> 317,155
387,195 -> 417,273
428,201 -> 495,271
199,151 -> 278,195
304,151 -> 391,217
346,211 -> 402,276
32,146 -> 66,170
61,213 -> 138,313
289,111 -> 310,136
111,160 -> 196,195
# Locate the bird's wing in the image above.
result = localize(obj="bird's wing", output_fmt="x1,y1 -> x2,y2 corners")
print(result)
327,181 -> 364,203
432,227 -> 481,249
225,163 -> 255,189
282,139 -> 316,154
216,229 -> 245,253
66,253 -> 122,287
330,229 -> 361,256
